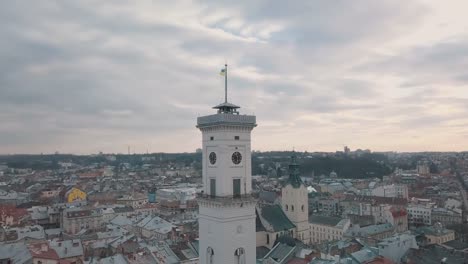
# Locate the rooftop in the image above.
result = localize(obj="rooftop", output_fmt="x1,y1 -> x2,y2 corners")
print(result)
256,204 -> 296,232
196,113 -> 256,128
309,215 -> 345,227
49,239 -> 84,259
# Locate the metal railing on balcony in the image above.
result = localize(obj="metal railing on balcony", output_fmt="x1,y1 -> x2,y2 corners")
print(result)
196,193 -> 256,203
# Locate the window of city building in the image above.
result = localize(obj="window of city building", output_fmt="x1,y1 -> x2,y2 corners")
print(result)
207,247 -> 214,264
235,248 -> 245,264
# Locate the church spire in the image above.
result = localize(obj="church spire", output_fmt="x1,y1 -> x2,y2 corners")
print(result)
288,152 -> 303,188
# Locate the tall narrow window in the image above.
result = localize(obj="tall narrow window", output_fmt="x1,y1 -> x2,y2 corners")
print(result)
233,179 -> 241,198
210,136 -> 214,141
235,248 -> 245,264
266,234 -> 270,244
207,247 -> 214,264
210,179 -> 216,197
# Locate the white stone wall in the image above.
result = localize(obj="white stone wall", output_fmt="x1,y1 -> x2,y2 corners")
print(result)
309,224 -> 344,243
198,112 -> 256,264
281,184 -> 310,243
408,205 -> 432,225
199,203 -> 256,264
201,127 -> 253,197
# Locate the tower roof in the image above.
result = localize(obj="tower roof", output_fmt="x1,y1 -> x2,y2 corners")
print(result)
213,102 -> 240,114
287,154 -> 303,188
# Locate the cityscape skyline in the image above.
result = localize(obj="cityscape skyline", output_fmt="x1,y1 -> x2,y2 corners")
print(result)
2,1 -> 468,154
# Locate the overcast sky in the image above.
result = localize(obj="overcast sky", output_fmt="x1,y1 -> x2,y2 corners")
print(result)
1,1 -> 468,154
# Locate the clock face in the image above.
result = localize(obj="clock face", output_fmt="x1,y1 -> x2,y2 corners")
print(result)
232,151 -> 242,165
209,152 -> 217,165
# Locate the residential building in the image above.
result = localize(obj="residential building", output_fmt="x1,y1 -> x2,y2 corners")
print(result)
116,194 -> 148,208
49,239 -> 84,263
371,184 -> 409,199
344,223 -> 395,246
407,204 -> 432,226
377,233 -> 418,264
309,215 -> 350,244
431,208 -> 462,226
136,215 -> 174,240
415,224 -> 456,245
65,187 -> 87,203
62,208 -> 103,234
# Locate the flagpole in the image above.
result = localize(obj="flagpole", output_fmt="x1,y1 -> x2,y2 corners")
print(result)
225,64 -> 228,103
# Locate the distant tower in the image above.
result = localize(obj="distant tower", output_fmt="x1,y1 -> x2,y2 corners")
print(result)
281,154 -> 310,244
197,64 -> 257,264
344,146 -> 350,154
148,185 -> 157,203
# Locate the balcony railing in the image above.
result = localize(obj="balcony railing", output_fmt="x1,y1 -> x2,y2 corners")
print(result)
197,193 -> 256,203
197,113 -> 256,127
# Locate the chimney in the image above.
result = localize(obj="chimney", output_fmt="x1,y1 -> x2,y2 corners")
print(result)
41,244 -> 48,252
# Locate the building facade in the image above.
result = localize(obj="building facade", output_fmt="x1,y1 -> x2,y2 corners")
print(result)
407,204 -> 432,226
309,215 -> 350,244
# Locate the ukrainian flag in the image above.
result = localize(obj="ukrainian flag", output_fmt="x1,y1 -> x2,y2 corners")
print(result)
220,68 -> 226,76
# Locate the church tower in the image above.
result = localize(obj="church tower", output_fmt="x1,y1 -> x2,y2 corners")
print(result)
281,154 -> 310,244
197,65 -> 257,264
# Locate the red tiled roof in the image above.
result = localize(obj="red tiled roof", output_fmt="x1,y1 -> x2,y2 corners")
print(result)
28,242 -> 60,260
0,205 -> 29,223
286,258 -> 309,264
344,194 -> 407,205
390,207 -> 407,217
79,171 -> 103,178
364,256 -> 396,264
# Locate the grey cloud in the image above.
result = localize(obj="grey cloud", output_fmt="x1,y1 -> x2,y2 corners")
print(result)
0,1 -> 467,153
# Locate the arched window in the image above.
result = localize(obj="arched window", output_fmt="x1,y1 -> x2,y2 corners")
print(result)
285,205 -> 288,211
235,248 -> 246,264
301,205 -> 304,212
291,205 -> 294,212
206,247 -> 214,264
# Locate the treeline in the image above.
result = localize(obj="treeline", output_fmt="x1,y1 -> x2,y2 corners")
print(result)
1,152 -> 394,179
252,152 -> 393,179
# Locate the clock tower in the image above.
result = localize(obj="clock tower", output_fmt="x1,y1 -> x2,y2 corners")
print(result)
197,65 -> 257,264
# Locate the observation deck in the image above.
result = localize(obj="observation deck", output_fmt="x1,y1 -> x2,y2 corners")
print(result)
197,113 -> 256,128
197,193 -> 257,208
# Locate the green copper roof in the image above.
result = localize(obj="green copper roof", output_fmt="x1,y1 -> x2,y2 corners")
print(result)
257,204 -> 296,232
287,154 -> 303,188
